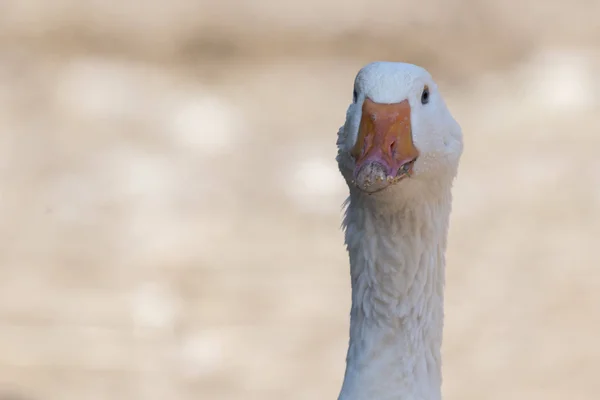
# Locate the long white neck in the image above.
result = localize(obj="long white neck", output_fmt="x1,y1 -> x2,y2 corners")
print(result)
338,188 -> 453,400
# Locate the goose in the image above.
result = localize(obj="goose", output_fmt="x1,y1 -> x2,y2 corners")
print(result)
335,62 -> 463,400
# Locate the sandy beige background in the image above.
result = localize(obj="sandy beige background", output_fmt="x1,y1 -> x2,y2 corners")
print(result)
0,1 -> 598,399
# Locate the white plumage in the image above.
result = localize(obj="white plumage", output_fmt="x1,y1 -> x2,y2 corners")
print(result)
336,62 -> 463,400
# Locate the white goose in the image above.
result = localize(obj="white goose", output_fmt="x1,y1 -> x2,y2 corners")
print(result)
336,62 -> 463,400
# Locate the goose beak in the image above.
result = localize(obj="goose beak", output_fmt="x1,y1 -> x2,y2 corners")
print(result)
351,98 -> 419,193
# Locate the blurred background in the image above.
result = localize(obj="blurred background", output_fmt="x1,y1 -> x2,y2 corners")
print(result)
0,1 -> 599,399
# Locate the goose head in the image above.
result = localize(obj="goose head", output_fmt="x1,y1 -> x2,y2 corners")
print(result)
337,62 -> 463,200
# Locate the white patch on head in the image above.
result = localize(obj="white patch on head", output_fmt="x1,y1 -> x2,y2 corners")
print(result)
337,61 -> 463,192
354,62 -> 434,105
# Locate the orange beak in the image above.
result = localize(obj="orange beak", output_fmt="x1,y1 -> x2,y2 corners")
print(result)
352,98 -> 419,181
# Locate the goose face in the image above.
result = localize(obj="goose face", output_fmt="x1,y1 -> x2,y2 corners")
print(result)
337,62 -> 463,196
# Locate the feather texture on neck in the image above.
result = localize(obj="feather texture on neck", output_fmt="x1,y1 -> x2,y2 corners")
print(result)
338,188 -> 452,400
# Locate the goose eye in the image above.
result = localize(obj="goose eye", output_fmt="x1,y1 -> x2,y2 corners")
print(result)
353,89 -> 358,103
421,86 -> 430,105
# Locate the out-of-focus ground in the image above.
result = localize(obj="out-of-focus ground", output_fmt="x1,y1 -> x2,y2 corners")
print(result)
0,1 -> 599,399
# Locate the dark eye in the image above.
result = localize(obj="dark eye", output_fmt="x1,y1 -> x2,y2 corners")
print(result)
353,89 -> 358,103
421,86 -> 430,105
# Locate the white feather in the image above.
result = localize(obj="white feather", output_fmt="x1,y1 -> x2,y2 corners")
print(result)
336,62 -> 463,400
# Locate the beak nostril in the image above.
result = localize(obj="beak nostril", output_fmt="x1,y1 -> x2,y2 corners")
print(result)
390,140 -> 397,156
